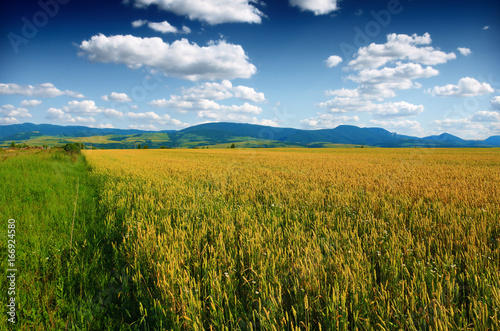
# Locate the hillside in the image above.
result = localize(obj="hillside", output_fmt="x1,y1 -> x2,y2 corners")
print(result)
0,122 -> 498,148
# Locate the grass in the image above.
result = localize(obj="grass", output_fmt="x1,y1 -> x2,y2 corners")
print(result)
0,149 -> 142,329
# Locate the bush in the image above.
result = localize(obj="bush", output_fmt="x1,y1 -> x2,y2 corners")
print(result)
63,142 -> 83,154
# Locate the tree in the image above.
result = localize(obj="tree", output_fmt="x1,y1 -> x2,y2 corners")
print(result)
10,142 -> 16,148
137,144 -> 141,149
230,143 -> 236,149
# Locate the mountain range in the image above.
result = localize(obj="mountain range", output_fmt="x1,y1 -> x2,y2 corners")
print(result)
0,122 -> 499,148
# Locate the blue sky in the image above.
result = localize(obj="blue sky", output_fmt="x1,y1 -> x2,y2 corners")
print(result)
1,0 -> 499,139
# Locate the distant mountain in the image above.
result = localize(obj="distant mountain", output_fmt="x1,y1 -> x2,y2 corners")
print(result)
0,123 -> 146,140
1,122 -> 499,148
483,136 -> 500,146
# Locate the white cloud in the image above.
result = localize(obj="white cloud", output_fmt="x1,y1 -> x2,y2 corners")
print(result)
0,83 -> 84,98
319,97 -> 423,118
131,19 -> 147,27
323,34 -> 449,103
483,26 -> 490,30
374,101 -> 424,118
133,19 -> 191,34
319,97 -> 372,113
20,99 -> 42,107
326,88 -> 359,98
1,105 -> 32,119
63,100 -> 100,115
78,34 -> 256,81
127,111 -> 171,122
491,96 -> 500,110
325,55 -> 342,68
74,116 -> 97,125
102,92 -> 132,102
150,80 -> 265,111
289,0 -> 339,15
457,47 -> 472,56
127,111 -> 187,127
369,119 -> 424,135
129,0 -> 264,25
300,114 -> 359,129
231,85 -> 266,103
431,111 -> 500,139
46,107 -> 96,125
0,117 -> 19,124
348,62 -> 439,99
47,107 -> 72,121
431,77 -> 494,97
196,110 -> 278,126
148,21 -> 179,33
129,124 -> 159,131
471,111 -> 500,122
49,100 -> 124,120
348,33 -> 456,70
96,123 -> 114,128
102,108 -> 124,118
432,118 -> 484,135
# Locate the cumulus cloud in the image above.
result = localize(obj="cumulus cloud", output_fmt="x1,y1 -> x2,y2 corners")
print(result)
160,80 -> 265,103
20,99 -> 42,107
128,0 -> 264,25
153,98 -> 263,114
148,21 -> 179,33
483,26 -> 490,30
0,117 -> 19,124
430,77 -> 494,97
196,111 -> 279,126
96,123 -> 114,128
325,55 -> 343,67
431,109 -> 500,139
321,34 -> 451,102
102,92 -> 132,103
457,47 -> 472,56
369,119 -> 424,135
64,100 -> 100,115
46,107 -> 97,125
471,111 -> 500,122
348,33 -> 456,70
127,111 -> 187,127
319,97 -> 423,118
326,88 -> 359,98
319,97 -> 373,113
47,100 -> 123,122
491,96 -> 500,110
300,114 -> 359,129
347,62 -> 439,99
289,0 -> 339,15
132,19 -> 191,34
150,80 -> 265,114
131,19 -> 147,27
129,124 -> 160,131
78,34 -> 256,81
431,118 -> 484,137
0,83 -> 84,98
1,105 -> 32,124
374,102 -> 424,118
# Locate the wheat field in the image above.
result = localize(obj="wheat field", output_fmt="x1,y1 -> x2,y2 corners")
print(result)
83,148 -> 500,330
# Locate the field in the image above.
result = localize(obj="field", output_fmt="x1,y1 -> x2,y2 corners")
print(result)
1,147 -> 499,329
83,148 -> 499,329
